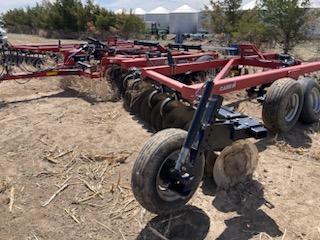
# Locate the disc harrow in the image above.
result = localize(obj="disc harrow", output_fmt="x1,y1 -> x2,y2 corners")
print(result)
102,41 -> 320,135
0,47 -> 62,74
101,42 -> 320,215
1,34 -> 320,215
107,66 -> 196,131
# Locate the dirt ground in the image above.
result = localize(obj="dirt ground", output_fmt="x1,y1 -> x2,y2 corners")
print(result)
0,34 -> 320,240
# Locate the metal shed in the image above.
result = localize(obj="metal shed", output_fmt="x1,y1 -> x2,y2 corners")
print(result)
145,6 -> 170,30
169,5 -> 199,34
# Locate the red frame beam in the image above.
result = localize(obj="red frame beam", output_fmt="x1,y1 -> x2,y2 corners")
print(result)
143,61 -> 320,101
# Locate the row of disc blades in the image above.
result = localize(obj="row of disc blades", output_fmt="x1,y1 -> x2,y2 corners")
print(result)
107,65 -> 195,131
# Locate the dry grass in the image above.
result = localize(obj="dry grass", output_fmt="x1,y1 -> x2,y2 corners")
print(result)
31,140 -> 145,238
8,33 -> 84,45
59,76 -> 119,102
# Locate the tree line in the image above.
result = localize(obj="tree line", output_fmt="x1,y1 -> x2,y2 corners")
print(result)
203,0 -> 319,52
0,0 -> 146,39
1,0 -> 319,51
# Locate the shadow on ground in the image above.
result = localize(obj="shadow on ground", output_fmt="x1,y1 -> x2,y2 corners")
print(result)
202,179 -> 283,240
0,87 -> 112,107
255,121 -> 317,152
137,205 -> 210,240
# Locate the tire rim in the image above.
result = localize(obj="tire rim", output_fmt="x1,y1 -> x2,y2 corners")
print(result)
310,87 -> 320,114
285,93 -> 300,122
156,150 -> 183,202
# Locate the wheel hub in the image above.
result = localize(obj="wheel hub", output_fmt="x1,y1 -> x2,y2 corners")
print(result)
310,87 -> 320,113
156,150 -> 194,201
285,93 -> 300,122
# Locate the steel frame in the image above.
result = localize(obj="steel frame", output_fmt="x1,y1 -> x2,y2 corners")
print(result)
140,44 -> 319,101
0,38 -> 218,81
1,39 -> 320,105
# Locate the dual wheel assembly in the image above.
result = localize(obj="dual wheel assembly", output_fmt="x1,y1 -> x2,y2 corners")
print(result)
262,77 -> 320,132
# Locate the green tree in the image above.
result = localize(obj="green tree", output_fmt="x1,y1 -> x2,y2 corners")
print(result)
25,4 -> 49,30
33,0 -> 54,30
1,8 -> 27,28
95,8 -> 116,32
120,13 -> 146,39
231,8 -> 270,45
75,0 -> 101,32
203,0 -> 242,43
46,0 -> 84,31
258,0 -> 312,53
0,0 -> 144,38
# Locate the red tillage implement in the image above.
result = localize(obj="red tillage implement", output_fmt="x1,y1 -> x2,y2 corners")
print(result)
1,36 -> 319,214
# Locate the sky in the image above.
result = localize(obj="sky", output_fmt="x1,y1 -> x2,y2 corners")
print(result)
0,0 -> 254,14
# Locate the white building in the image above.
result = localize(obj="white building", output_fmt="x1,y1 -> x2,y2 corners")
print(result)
169,5 -> 199,34
145,6 -> 170,30
133,8 -> 146,21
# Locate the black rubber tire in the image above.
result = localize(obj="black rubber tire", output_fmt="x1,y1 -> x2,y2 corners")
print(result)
131,128 -> 205,215
262,78 -> 303,132
298,77 -> 320,124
